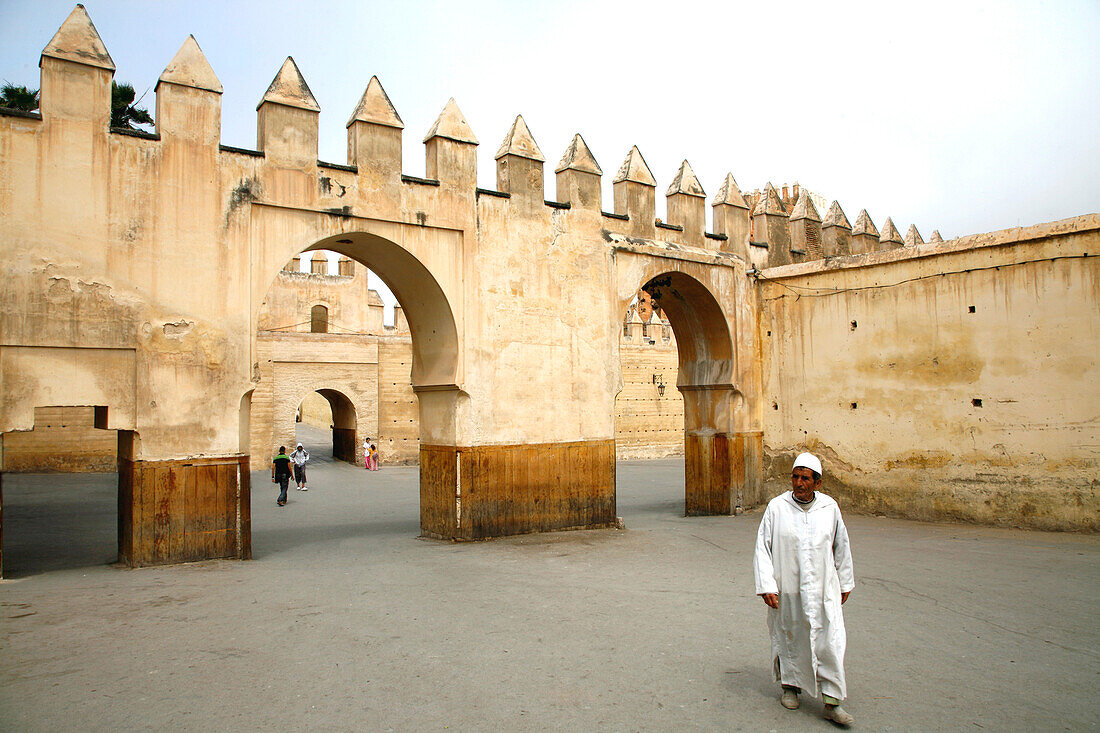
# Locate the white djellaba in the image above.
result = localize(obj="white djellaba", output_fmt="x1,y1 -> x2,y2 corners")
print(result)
753,453 -> 855,700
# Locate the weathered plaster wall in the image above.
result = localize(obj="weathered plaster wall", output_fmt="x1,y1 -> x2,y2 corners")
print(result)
468,197 -> 619,445
615,320 -> 684,459
759,216 -> 1099,530
1,406 -> 116,472
377,338 -> 419,465
256,261 -> 389,335
0,60 -> 251,463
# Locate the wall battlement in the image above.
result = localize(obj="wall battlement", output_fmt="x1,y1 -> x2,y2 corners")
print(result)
6,5 -> 946,278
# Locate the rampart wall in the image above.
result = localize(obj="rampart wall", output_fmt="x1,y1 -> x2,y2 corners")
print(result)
758,216 -> 1099,531
3,268 -> 683,471
0,406 -> 117,472
0,6 -> 1095,574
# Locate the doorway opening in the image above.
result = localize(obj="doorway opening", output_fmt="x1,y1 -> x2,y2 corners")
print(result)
295,389 -> 358,464
251,226 -> 460,541
615,289 -> 683,460
615,270 -> 737,518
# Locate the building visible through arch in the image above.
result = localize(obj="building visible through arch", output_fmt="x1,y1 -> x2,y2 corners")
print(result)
252,253 -> 418,466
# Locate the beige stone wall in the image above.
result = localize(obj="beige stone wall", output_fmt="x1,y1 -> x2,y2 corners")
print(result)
251,331 -> 380,461
615,342 -> 683,459
5,322 -> 688,470
246,254 -> 417,465
257,261 -> 388,335
377,338 -> 418,465
5,9 -> 1094,536
0,55 -> 252,464
297,392 -> 332,428
614,308 -> 683,458
1,407 -> 117,473
0,16 -> 754,480
466,198 -> 619,446
759,216 -> 1100,531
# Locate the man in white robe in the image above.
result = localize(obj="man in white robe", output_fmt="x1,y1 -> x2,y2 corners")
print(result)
753,452 -> 856,726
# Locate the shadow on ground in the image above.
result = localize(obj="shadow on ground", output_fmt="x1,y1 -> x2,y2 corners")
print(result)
2,456 -> 1098,732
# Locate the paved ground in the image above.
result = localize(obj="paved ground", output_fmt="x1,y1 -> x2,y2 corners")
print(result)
1,434 -> 1097,731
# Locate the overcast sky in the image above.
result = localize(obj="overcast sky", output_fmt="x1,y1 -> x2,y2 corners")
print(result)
3,1 -> 1097,305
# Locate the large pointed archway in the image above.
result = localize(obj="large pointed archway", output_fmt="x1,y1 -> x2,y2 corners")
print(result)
300,231 -> 460,390
640,271 -> 740,515
614,261 -> 759,516
251,222 -> 465,540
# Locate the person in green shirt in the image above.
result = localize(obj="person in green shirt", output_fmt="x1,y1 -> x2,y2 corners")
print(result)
271,446 -> 292,506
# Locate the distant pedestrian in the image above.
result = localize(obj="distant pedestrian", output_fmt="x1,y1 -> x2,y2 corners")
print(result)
753,452 -> 856,726
363,437 -> 371,469
290,443 -> 310,491
271,446 -> 292,506
369,443 -> 379,470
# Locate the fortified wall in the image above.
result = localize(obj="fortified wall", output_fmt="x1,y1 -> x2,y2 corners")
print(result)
0,7 -> 1095,575
757,215 -> 1099,531
0,6 -> 762,572
2,254 -> 684,470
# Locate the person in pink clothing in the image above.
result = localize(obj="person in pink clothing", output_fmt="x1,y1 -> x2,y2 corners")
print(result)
369,443 -> 379,470
362,437 -> 371,469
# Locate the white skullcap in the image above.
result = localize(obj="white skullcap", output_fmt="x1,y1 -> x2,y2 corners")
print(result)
793,452 -> 822,476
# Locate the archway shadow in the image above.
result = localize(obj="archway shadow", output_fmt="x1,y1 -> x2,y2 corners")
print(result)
249,517 -> 422,561
0,473 -> 118,578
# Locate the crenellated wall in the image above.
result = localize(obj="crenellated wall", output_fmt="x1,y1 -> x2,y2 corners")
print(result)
0,5 -> 1094,578
0,6 -> 761,565
758,216 -> 1100,531
743,182 -> 946,267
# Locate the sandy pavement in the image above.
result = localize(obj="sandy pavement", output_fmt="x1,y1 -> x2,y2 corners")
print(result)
2,447 -> 1097,731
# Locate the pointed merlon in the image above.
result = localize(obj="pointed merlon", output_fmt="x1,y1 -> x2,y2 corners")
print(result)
880,217 -> 903,244
852,209 -> 879,237
556,134 -> 602,175
822,201 -> 851,229
494,115 -> 545,162
929,230 -> 944,243
423,98 -> 478,144
905,224 -> 924,246
789,190 -> 822,222
753,183 -> 787,216
259,57 -> 319,112
666,160 -> 706,198
41,4 -> 114,71
347,76 -> 403,129
712,173 -> 748,209
158,36 -> 222,93
613,146 -> 656,186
